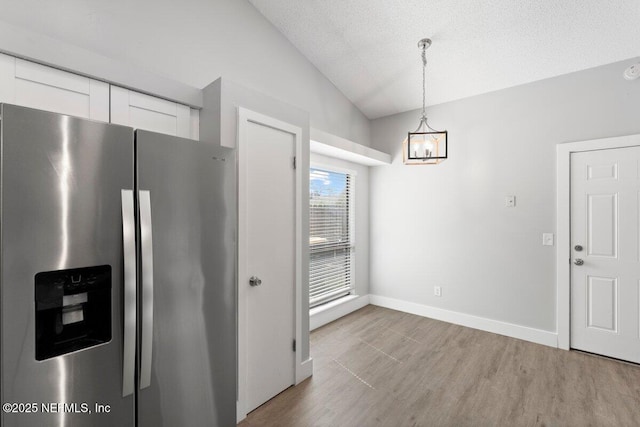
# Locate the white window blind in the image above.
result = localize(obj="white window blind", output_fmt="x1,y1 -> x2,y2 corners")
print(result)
309,167 -> 354,308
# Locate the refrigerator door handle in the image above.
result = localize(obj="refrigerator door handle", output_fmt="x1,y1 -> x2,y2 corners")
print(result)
139,190 -> 154,390
121,190 -> 136,397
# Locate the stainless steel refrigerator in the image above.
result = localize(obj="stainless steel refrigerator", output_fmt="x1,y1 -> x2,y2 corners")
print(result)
0,104 -> 236,426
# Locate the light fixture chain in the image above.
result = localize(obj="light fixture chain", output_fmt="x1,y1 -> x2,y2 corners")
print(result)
421,45 -> 427,118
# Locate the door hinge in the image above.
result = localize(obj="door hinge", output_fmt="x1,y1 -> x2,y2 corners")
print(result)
293,156 -> 297,169
293,339 -> 296,352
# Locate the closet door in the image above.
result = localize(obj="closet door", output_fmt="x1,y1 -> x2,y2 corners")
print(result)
110,87 -> 199,140
0,53 -> 109,121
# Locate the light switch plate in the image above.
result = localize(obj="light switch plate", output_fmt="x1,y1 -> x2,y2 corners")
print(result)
542,233 -> 554,246
505,196 -> 516,207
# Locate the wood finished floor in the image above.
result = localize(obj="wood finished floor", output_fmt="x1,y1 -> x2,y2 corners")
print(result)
239,305 -> 640,426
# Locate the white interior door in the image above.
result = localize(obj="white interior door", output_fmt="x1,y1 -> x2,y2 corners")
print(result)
241,116 -> 297,414
570,146 -> 640,362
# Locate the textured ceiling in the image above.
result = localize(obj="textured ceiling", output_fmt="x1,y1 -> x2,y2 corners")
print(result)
249,0 -> 640,119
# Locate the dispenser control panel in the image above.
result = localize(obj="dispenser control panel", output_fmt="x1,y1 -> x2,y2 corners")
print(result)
35,265 -> 111,360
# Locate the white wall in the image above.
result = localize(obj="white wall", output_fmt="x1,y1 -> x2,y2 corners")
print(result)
369,58 -> 640,333
0,0 -> 370,145
201,77 -> 313,363
310,153 -> 370,298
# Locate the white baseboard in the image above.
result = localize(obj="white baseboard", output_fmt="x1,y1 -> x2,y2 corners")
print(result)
310,294 -> 370,331
369,295 -> 558,348
296,358 -> 313,384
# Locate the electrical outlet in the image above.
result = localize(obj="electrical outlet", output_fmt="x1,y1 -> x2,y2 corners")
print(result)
434,286 -> 442,297
505,195 -> 516,207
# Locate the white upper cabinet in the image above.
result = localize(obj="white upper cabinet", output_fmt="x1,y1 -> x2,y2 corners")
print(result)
0,53 -> 109,121
110,86 -> 199,140
0,53 -> 200,140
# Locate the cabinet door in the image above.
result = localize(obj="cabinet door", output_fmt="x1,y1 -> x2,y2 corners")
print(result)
0,53 -> 109,121
111,86 -> 199,140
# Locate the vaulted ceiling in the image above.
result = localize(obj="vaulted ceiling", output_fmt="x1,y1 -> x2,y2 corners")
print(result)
249,0 -> 640,119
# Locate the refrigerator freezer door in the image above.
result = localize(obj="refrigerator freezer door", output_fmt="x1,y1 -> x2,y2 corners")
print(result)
1,104 -> 135,427
136,131 -> 236,427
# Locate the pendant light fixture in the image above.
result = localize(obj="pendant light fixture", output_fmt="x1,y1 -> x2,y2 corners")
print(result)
403,38 -> 448,165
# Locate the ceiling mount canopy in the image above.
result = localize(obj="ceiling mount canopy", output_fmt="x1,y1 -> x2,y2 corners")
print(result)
417,37 -> 432,51
403,38 -> 448,165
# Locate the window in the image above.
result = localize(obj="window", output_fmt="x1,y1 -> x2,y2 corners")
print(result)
309,167 -> 354,308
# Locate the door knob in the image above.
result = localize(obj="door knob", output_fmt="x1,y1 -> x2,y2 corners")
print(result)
249,276 -> 262,287
573,259 -> 584,266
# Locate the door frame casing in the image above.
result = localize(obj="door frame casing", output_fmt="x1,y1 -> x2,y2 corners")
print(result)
236,107 -> 304,421
556,133 -> 640,350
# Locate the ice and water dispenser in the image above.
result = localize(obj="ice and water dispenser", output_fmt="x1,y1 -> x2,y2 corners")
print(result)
35,265 -> 112,360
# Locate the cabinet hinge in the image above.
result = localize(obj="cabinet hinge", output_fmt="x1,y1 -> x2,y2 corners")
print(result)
293,339 -> 296,352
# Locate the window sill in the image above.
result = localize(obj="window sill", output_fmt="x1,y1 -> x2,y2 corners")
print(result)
310,294 -> 370,331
